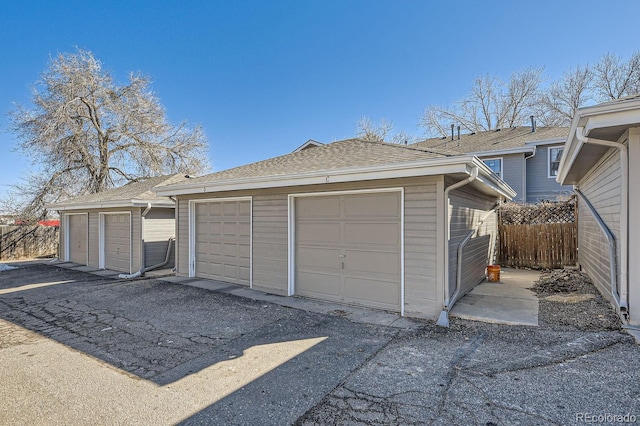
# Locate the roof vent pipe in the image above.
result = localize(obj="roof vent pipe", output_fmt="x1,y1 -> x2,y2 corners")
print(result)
530,115 -> 536,133
451,124 -> 455,141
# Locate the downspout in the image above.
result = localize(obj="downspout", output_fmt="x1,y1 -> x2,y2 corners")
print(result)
119,203 -> 152,279
523,147 -> 537,203
142,237 -> 175,272
452,203 -> 500,309
437,165 -> 479,327
574,127 -> 629,317
574,189 -> 624,315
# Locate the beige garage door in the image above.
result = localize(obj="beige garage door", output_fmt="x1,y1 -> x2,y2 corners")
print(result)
295,191 -> 401,312
104,213 -> 131,273
67,214 -> 87,264
194,200 -> 250,285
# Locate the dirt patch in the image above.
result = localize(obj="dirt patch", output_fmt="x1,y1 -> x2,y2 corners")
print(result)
531,269 -> 621,331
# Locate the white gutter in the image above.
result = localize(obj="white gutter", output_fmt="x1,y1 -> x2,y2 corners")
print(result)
574,127 -> 629,316
437,165 -> 479,327
46,199 -> 174,211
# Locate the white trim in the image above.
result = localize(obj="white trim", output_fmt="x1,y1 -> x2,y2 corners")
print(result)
288,187 -> 405,315
46,199 -> 174,211
472,146 -> 534,156
154,156 -> 515,199
292,140 -> 324,152
524,137 -> 568,147
99,211 -> 133,274
482,157 -> 503,179
188,197 -> 253,285
547,146 -> 563,179
64,212 -> 89,264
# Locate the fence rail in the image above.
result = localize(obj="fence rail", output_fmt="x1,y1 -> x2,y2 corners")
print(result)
497,197 -> 577,269
0,225 -> 59,260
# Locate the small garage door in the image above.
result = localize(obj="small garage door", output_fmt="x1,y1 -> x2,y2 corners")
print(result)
67,214 -> 88,264
194,200 -> 250,285
104,213 -> 131,273
295,191 -> 402,312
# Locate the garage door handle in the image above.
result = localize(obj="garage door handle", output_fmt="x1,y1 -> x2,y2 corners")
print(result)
339,254 -> 346,258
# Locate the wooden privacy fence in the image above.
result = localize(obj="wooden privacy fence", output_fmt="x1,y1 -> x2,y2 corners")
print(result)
0,225 -> 59,260
497,197 -> 577,269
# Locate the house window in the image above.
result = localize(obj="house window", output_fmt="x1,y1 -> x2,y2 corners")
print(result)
548,147 -> 563,178
483,158 -> 503,179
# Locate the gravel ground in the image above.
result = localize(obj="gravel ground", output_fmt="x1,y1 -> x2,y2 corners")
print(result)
531,268 -> 622,331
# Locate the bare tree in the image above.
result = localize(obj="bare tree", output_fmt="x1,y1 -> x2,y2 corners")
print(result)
593,52 -> 640,100
419,68 -> 543,137
537,65 -> 592,126
356,116 -> 394,142
7,49 -> 209,218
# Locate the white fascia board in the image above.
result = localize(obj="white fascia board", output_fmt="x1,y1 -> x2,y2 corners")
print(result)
154,156 -> 481,196
46,199 -> 174,211
524,137 -> 567,146
557,101 -> 640,184
471,146 -> 533,156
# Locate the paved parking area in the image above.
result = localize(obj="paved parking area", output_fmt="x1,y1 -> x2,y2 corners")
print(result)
1,261 -> 639,425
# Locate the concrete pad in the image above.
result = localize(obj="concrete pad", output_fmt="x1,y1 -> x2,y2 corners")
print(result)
451,293 -> 538,326
70,266 -> 99,273
185,280 -> 237,292
144,268 -> 174,278
471,283 -> 539,301
91,269 -> 121,278
157,276 -> 193,284
497,267 -> 541,289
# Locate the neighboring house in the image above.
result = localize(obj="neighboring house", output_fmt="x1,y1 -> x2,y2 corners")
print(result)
556,95 -> 640,337
45,174 -> 188,275
412,125 -> 573,203
154,139 -> 515,321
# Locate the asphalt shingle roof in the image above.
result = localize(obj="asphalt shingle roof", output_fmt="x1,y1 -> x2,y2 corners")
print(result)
182,138 -> 450,186
412,126 -> 569,154
50,174 -> 188,206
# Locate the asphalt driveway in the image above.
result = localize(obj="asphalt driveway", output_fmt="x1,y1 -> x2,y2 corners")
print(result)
1,261 -> 639,425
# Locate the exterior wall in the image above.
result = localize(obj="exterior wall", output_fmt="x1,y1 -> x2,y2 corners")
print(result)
526,144 -> 573,202
577,148 -> 622,306
143,208 -> 175,268
59,215 -> 66,261
176,176 -> 442,318
61,208 -> 142,273
447,180 -> 498,300
480,153 -> 526,203
628,128 -> 640,326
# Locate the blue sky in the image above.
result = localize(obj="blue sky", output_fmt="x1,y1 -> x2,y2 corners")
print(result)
2,0 -> 640,200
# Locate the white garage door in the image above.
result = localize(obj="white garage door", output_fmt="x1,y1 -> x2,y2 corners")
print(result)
194,200 -> 250,285
67,214 -> 87,264
104,213 -> 131,273
295,191 -> 402,312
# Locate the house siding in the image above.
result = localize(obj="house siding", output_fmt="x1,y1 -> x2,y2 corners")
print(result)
480,153 -> 526,203
176,176 -> 444,318
628,128 -> 640,326
577,148 -> 622,306
526,144 -> 573,202
447,180 -> 497,300
143,208 -> 175,268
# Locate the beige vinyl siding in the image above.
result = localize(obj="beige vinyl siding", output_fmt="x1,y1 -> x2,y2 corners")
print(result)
88,212 -> 100,268
253,194 -> 288,295
59,214 -> 65,261
143,208 -> 175,268
175,177 -> 443,318
577,149 -> 622,304
448,180 -> 497,299
403,180 -> 440,318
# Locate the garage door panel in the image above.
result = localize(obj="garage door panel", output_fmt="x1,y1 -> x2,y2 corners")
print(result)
345,193 -> 400,218
295,191 -> 401,312
104,214 -> 130,273
68,215 -> 88,264
344,223 -> 400,245
296,197 -> 340,218
296,271 -> 341,299
297,223 -> 340,244
297,247 -> 340,270
344,277 -> 400,310
344,250 -> 400,275
194,200 -> 251,286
